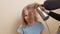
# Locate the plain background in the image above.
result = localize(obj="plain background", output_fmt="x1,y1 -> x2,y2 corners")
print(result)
0,0 -> 60,34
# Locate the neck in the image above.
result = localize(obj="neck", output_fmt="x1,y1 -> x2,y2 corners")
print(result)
28,19 -> 36,25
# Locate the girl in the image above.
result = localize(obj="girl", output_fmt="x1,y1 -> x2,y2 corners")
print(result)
17,3 -> 44,34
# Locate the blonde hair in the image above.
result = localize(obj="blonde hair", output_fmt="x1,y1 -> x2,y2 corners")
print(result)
21,3 -> 40,28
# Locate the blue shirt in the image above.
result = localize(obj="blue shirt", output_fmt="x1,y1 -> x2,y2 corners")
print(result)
17,21 -> 44,34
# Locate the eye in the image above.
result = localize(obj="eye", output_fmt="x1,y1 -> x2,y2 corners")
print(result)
24,14 -> 29,17
25,15 -> 27,16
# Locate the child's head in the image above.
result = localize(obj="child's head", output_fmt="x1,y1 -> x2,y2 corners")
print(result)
22,3 -> 40,27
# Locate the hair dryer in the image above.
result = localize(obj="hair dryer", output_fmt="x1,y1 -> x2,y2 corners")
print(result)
34,5 -> 49,20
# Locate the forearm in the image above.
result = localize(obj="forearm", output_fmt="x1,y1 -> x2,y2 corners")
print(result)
48,11 -> 60,21
44,0 -> 60,10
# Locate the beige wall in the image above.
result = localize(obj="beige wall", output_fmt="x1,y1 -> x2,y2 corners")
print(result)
0,0 -> 60,34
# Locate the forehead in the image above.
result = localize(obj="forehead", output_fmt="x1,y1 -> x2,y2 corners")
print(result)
24,10 -> 28,15
23,6 -> 35,15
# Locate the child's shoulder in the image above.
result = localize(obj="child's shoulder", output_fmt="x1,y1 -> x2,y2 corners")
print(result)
17,24 -> 24,34
36,21 -> 42,24
36,21 -> 44,26
19,24 -> 23,28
